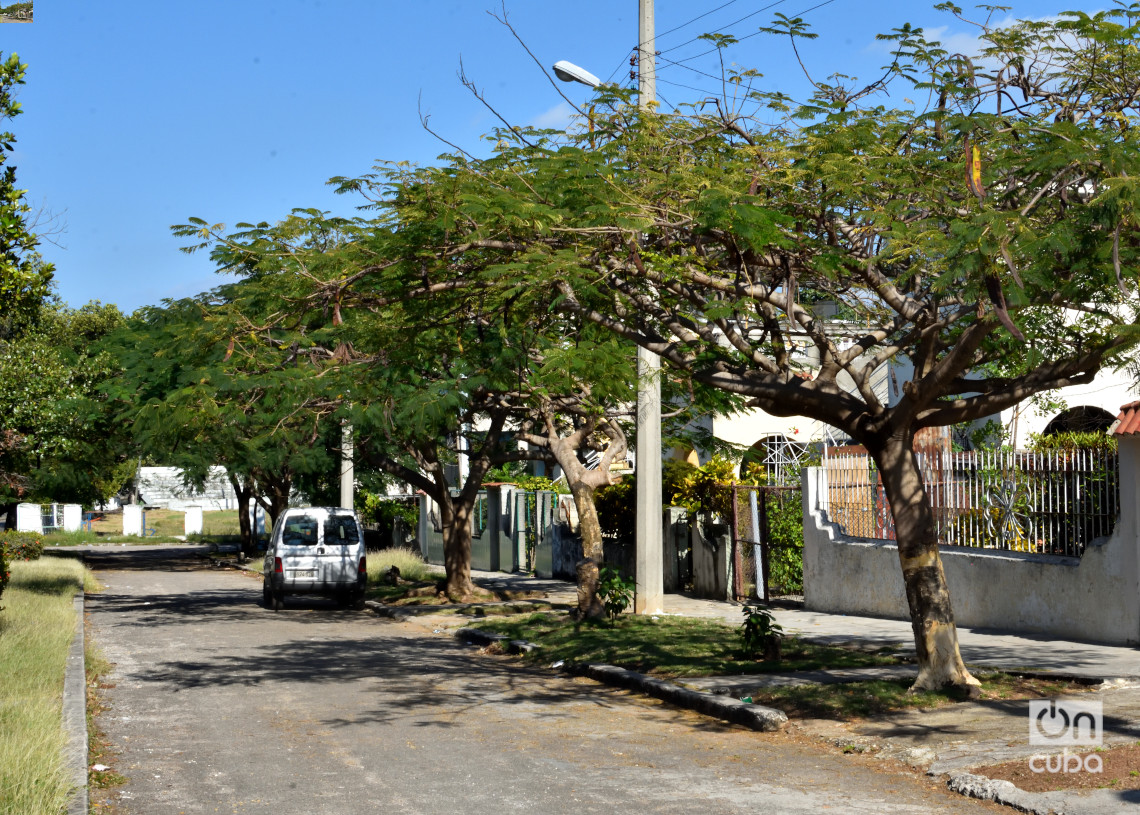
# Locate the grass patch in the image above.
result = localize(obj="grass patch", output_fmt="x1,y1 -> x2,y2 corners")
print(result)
0,556 -> 88,815
748,672 -> 1097,720
472,614 -> 1094,720
367,546 -> 439,584
44,508 -> 242,545
364,547 -> 445,601
471,613 -> 904,678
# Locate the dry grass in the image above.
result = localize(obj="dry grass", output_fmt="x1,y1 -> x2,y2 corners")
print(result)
0,556 -> 88,815
367,546 -> 440,585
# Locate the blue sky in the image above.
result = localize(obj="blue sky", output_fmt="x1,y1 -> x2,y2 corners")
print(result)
3,0 -> 1099,313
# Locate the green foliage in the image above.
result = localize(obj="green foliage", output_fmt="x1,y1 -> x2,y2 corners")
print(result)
0,299 -> 126,505
595,459 -> 695,540
765,491 -> 805,593
1,530 -> 42,561
1028,431 -> 1117,453
670,455 -> 753,518
507,474 -> 570,494
739,604 -> 784,660
597,565 -> 634,623
0,52 -> 52,341
358,493 -> 419,548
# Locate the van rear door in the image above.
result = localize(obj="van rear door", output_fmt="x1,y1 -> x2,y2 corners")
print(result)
279,513 -> 321,587
318,512 -> 361,585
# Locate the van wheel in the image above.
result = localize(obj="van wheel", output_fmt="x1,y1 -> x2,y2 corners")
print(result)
273,591 -> 285,612
263,583 -> 272,608
350,591 -> 366,611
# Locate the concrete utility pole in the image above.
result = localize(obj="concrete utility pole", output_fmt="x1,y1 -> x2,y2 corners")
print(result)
340,421 -> 354,510
634,0 -> 664,615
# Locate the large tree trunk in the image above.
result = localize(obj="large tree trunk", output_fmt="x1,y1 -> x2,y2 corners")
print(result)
229,474 -> 254,557
873,434 -> 979,692
570,479 -> 605,619
439,494 -> 477,601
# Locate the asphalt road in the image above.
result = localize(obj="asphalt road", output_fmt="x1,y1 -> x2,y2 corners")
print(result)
85,547 -> 1004,814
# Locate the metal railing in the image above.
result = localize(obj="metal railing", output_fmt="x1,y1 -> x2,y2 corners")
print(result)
821,447 -> 1119,557
40,503 -> 63,534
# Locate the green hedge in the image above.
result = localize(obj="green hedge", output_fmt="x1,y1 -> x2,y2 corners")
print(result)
2,531 -> 45,561
0,532 -> 45,602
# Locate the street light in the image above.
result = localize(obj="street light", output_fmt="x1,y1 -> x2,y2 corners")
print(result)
552,60 -> 601,88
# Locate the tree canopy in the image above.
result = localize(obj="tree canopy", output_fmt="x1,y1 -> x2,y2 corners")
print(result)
170,5 -> 1140,684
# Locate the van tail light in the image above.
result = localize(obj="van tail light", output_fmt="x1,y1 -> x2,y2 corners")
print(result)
274,557 -> 283,574
358,556 -> 367,578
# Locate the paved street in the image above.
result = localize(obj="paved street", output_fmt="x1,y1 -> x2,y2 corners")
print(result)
84,547 -> 1004,814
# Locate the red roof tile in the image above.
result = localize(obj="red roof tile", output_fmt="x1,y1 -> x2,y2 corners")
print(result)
1111,401 -> 1140,436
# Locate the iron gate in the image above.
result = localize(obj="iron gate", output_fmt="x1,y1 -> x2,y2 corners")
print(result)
730,485 -> 803,604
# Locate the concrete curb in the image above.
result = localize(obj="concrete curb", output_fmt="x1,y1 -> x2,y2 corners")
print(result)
566,663 -> 789,732
946,771 -> 1094,815
63,591 -> 87,815
453,628 -> 788,732
366,600 -> 415,622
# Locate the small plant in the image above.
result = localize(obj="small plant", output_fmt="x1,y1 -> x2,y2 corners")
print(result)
597,566 -> 634,623
740,603 -> 783,661
2,531 -> 45,562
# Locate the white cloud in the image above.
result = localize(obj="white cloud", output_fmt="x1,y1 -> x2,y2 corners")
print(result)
528,101 -> 578,130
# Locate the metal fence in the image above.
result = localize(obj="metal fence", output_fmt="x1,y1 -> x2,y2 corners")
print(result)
40,503 -> 63,534
821,447 -> 1119,557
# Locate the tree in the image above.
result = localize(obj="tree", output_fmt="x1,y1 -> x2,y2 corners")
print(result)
0,52 -> 51,340
0,298 -> 125,526
109,285 -> 339,555
319,7 -> 1140,689
0,51 -> 57,508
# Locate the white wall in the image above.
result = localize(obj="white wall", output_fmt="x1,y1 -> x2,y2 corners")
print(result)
136,466 -> 234,511
802,443 -> 1140,645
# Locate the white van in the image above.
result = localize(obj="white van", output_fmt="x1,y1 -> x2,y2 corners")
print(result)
263,507 -> 367,610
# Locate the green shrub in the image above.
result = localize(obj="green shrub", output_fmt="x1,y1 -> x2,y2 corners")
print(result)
740,604 -> 784,660
765,491 -> 805,593
0,546 -> 8,602
596,459 -> 695,540
597,565 -> 634,623
2,531 -> 44,561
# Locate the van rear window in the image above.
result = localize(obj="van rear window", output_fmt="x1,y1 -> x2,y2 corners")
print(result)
282,516 -> 319,546
324,516 -> 360,545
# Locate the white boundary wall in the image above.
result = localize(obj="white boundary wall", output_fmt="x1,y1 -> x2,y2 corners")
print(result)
802,435 -> 1140,645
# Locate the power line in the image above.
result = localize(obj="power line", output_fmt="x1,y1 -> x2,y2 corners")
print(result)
658,0 -> 789,56
656,53 -> 727,84
654,0 -> 748,42
656,0 -> 841,75
657,77 -> 727,99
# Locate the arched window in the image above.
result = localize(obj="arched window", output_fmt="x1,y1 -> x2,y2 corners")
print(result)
1042,406 -> 1115,436
740,435 -> 808,484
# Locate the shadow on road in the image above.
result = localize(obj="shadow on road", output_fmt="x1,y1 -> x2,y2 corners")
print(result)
86,545 -> 737,737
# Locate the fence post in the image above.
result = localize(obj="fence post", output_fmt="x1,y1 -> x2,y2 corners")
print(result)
122,505 -> 143,536
730,487 -> 742,601
749,489 -> 764,602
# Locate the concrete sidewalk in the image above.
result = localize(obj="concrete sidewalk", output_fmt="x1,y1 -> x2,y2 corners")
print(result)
467,569 -> 1140,815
